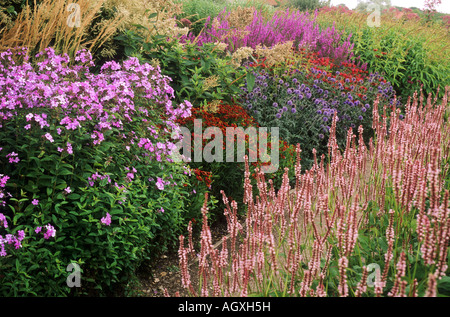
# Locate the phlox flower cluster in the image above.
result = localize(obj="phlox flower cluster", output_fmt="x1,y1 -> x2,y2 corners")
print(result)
0,47 -> 191,156
0,231 -> 25,257
87,172 -> 112,187
0,46 -> 193,211
101,213 -> 112,226
0,212 -> 26,257
35,224 -> 56,240
0,174 -> 10,207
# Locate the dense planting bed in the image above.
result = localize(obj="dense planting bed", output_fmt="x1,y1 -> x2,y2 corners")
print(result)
0,0 -> 449,297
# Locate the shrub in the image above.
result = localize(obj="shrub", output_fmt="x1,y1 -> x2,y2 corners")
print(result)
115,32 -> 248,107
0,47 -> 196,295
285,0 -> 329,12
174,0 -> 228,36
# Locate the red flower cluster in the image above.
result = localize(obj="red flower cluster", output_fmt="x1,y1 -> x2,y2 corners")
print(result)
176,102 -> 258,147
193,168 -> 212,188
443,15 -> 450,29
176,101 -> 295,182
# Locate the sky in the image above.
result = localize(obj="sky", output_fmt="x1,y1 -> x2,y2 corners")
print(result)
328,0 -> 450,14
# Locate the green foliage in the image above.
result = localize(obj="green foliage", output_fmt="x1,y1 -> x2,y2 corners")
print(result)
115,32 -> 248,107
0,109 -> 194,296
176,103 -> 296,223
285,0 -> 330,12
174,0 -> 228,36
316,8 -> 450,102
351,27 -> 450,101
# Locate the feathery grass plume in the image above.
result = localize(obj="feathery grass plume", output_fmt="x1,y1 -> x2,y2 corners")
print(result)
254,41 -> 297,67
108,0 -> 189,41
202,75 -> 220,92
0,0 -> 126,61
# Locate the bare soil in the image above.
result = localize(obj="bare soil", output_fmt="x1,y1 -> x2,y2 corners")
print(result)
135,218 -> 232,297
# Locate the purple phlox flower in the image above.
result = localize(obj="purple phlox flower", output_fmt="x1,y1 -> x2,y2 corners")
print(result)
0,213 -> 8,228
44,133 -> 54,142
6,152 -> 20,164
156,177 -> 166,190
101,213 -> 112,226
43,224 -> 56,239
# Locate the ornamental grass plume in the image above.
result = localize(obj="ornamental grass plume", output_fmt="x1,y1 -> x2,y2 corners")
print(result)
108,0 -> 189,41
0,0 -> 126,61
175,86 -> 450,297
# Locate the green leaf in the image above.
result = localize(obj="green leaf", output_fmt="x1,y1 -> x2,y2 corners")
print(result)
246,72 -> 256,92
67,193 -> 81,200
438,276 -> 450,296
58,168 -> 73,176
148,12 -> 158,20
